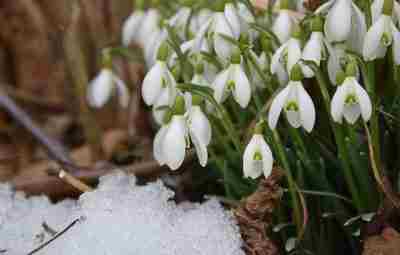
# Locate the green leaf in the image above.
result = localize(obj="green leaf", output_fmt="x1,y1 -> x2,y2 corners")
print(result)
106,47 -> 144,62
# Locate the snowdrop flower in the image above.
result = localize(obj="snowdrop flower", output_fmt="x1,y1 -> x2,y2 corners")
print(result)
243,134 -> 273,179
212,51 -> 251,108
271,27 -> 314,81
302,16 -> 328,67
213,12 -> 237,61
142,43 -> 177,106
143,29 -> 167,68
363,0 -> 400,64
186,104 -> 212,167
316,0 -> 366,52
87,69 -> 129,108
154,114 -> 187,170
154,96 -> 212,170
326,43 -> 347,85
268,64 -> 316,132
224,3 -> 242,39
249,50 -> 269,90
371,0 -> 400,24
137,9 -> 160,47
331,63 -> 372,124
122,10 -> 145,46
273,7 -> 297,44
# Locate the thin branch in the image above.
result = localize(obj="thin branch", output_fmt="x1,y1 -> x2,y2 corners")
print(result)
0,85 -> 80,174
27,217 -> 83,255
59,169 -> 93,193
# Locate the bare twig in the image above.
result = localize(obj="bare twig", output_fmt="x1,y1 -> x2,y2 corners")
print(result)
59,169 -> 93,193
27,217 -> 83,255
0,85 -> 80,174
42,222 -> 58,236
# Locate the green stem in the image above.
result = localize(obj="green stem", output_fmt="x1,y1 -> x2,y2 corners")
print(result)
272,129 -> 302,234
313,67 -> 363,212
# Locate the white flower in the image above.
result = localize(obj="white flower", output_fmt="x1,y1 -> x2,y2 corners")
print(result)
268,81 -> 316,132
154,107 -> 212,170
326,43 -> 347,85
187,106 -> 212,167
137,9 -> 160,47
273,10 -> 296,43
142,61 -> 176,106
371,0 -> 400,24
122,10 -> 145,46
154,115 -> 187,170
331,76 -> 372,124
224,3 -> 242,39
302,32 -> 326,66
212,62 -> 251,108
143,29 -> 167,68
363,14 -> 400,64
243,134 -> 273,179
87,69 -> 130,108
213,12 -> 236,61
316,0 -> 366,51
152,89 -> 173,125
271,38 -> 313,80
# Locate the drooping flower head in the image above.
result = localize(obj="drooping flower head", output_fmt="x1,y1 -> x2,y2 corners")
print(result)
268,64 -> 316,132
363,0 -> 400,65
331,62 -> 372,124
212,49 -> 251,108
243,121 -> 274,179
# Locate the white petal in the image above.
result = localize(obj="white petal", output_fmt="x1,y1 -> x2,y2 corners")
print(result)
257,135 -> 274,179
315,0 -> 335,14
153,88 -> 171,125
163,116 -> 187,170
212,68 -> 230,104
142,61 -> 165,106
268,85 -> 291,130
224,3 -> 241,39
302,32 -> 323,65
190,128 -> 208,167
363,15 -> 387,61
286,110 -> 302,128
273,10 -> 293,43
113,74 -> 130,108
122,11 -> 145,46
371,0 -> 384,23
297,84 -> 316,132
326,43 -> 345,85
213,13 -> 235,61
347,4 -> 367,54
188,106 -> 211,167
271,42 -> 288,74
392,25 -> 400,65
243,135 -> 263,179
287,38 -> 302,73
193,18 -> 213,54
233,65 -> 251,108
87,69 -> 113,108
188,106 -> 212,146
353,81 -> 372,122
325,0 -> 352,42
138,9 -> 160,46
343,104 -> 361,124
153,125 -> 168,165
331,82 -> 349,123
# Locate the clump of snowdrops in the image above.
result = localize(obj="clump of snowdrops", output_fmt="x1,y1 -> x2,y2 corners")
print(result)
87,0 -> 400,253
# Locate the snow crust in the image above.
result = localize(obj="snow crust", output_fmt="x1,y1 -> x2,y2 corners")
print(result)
0,172 -> 245,255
